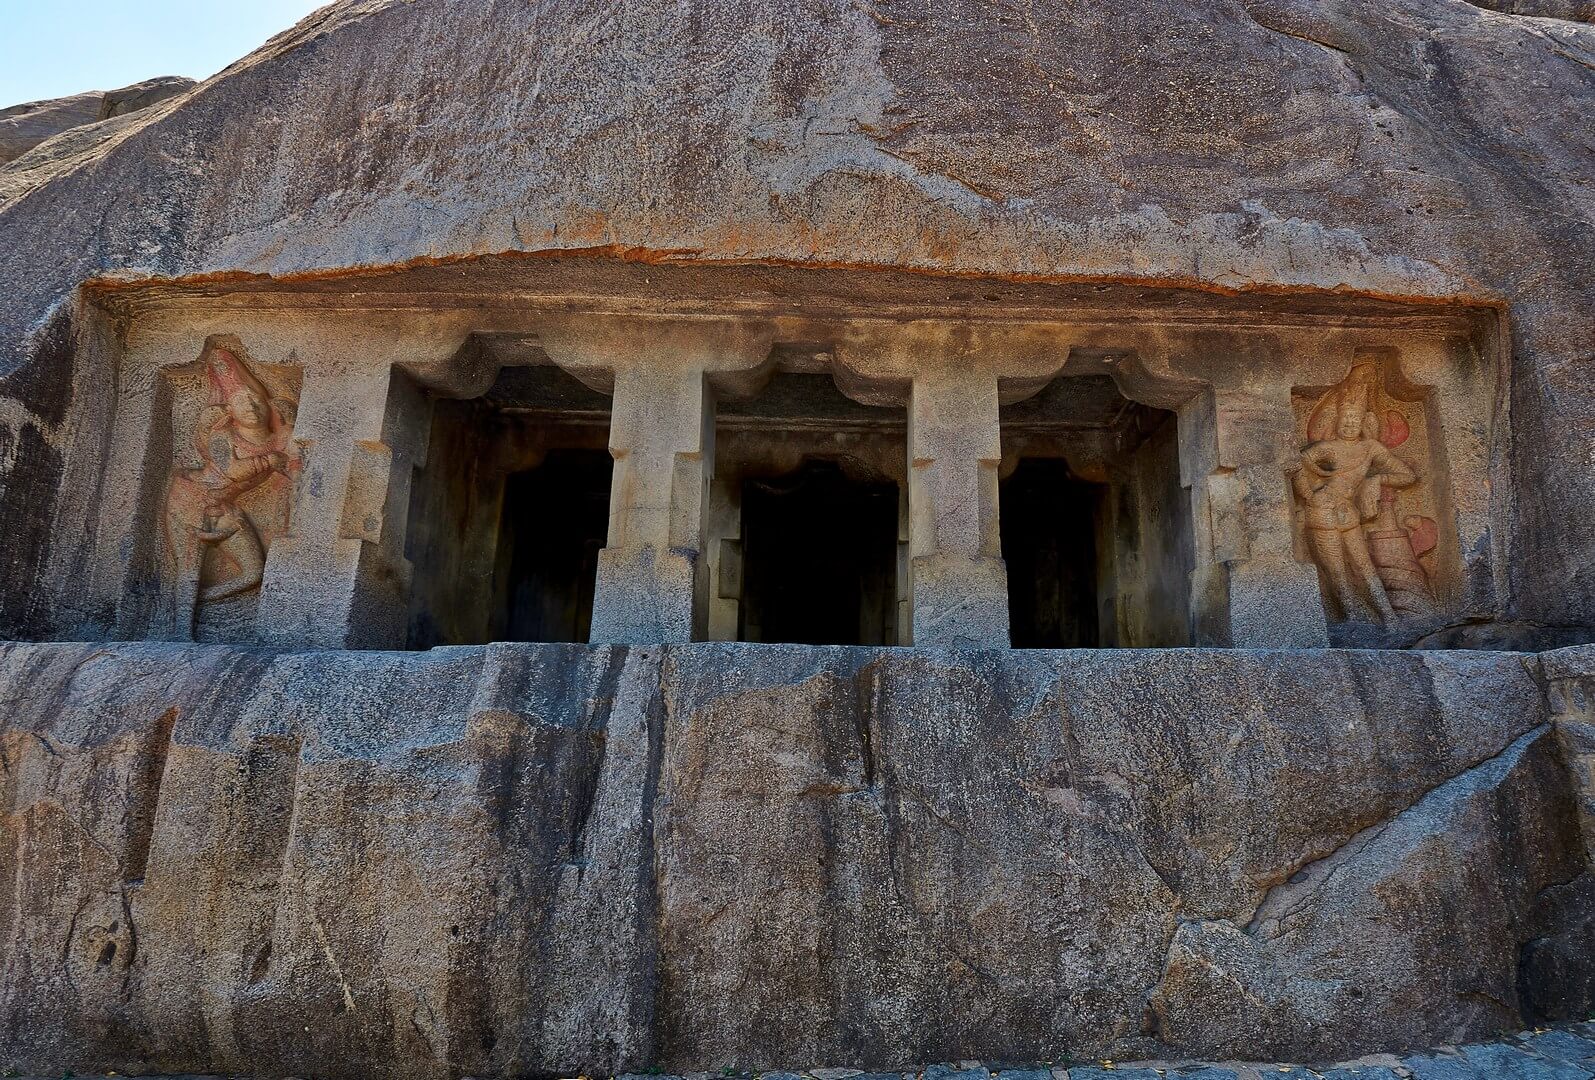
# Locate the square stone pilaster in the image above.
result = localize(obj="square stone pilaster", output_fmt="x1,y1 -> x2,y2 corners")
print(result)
539,315 -> 774,645
1395,337 -> 1498,618
254,338 -> 438,650
1182,384 -> 1330,648
99,343 -> 190,641
907,371 -> 1010,648
589,364 -> 714,644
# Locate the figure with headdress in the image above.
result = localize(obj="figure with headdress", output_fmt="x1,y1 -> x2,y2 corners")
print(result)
161,341 -> 299,631
1292,363 -> 1420,625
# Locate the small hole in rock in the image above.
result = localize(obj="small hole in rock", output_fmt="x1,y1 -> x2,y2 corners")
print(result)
97,942 -> 116,966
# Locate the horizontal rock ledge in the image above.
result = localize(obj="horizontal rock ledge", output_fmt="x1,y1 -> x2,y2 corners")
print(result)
9,1019 -> 1595,1079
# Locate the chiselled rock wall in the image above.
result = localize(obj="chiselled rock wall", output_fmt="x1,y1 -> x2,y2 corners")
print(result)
0,0 -> 1592,645
3,640 -> 1591,1077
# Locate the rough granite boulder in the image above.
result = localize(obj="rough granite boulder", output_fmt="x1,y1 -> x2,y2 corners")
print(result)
3,641 -> 1591,1077
0,76 -> 193,164
0,92 -> 103,165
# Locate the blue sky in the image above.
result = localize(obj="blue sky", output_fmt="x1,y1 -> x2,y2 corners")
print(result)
0,1 -> 329,109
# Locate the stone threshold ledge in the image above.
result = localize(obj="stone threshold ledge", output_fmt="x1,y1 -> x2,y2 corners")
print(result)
2,641 -> 1594,1077
7,1024 -> 1595,1080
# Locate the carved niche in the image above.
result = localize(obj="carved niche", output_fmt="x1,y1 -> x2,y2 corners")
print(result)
1291,355 -> 1448,629
157,337 -> 300,639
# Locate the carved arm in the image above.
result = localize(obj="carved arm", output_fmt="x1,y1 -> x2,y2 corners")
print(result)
1371,446 -> 1417,489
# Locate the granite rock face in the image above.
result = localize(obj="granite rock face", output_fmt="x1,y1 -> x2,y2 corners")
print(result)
1463,0 -> 1595,19
2,641 -> 1590,1077
0,77 -> 192,164
1,2 -> 1593,1074
0,92 -> 103,165
0,0 -> 1592,644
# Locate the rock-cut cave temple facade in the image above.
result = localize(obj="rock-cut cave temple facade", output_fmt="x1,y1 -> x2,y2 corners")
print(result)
1,1 -> 1595,1077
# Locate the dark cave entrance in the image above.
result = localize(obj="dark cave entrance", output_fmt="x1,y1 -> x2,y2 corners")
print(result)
739,459 -> 899,646
1001,458 -> 1104,649
406,360 -> 614,649
494,448 -> 612,643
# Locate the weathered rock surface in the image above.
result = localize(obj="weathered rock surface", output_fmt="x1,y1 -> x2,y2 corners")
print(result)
97,76 -> 195,120
10,1023 -> 1595,1079
0,77 -> 192,164
0,8 -> 1592,1074
0,0 -> 1592,644
2,641 -> 1590,1077
0,92 -> 102,165
1463,0 -> 1595,20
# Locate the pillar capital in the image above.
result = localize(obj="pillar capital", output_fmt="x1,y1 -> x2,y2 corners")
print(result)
538,314 -> 775,396
832,321 -> 1069,407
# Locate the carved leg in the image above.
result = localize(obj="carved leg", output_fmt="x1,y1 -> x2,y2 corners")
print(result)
199,514 -> 266,603
1306,527 -> 1359,622
1343,530 -> 1397,624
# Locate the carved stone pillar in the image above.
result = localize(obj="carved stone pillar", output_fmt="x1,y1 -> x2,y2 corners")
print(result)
834,322 -> 1065,649
704,478 -> 743,642
539,316 -> 773,645
1183,385 -> 1330,648
588,365 -> 714,643
256,365 -> 429,649
907,371 -> 1010,648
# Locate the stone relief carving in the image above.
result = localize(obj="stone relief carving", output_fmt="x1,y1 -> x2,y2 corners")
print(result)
1293,362 -> 1440,626
159,340 -> 299,635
